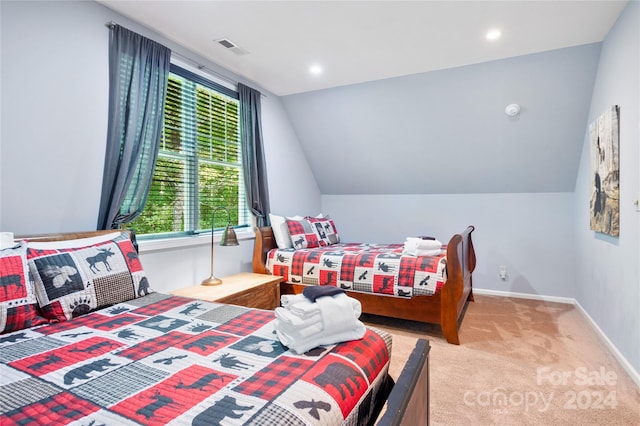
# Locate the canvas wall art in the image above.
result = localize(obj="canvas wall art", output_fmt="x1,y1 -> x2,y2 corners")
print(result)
589,105 -> 620,237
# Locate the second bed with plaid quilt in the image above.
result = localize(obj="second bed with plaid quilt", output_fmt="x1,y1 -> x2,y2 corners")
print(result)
267,243 -> 448,298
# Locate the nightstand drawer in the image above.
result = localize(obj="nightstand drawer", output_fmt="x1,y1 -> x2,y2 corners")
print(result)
171,272 -> 282,310
217,280 -> 278,309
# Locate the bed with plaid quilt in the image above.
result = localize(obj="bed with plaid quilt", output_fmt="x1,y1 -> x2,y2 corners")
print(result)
266,243 -> 448,298
0,293 -> 392,425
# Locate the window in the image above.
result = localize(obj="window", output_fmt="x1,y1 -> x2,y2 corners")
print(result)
127,64 -> 250,237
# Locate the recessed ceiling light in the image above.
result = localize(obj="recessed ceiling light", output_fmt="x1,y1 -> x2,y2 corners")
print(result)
309,64 -> 323,75
486,29 -> 502,41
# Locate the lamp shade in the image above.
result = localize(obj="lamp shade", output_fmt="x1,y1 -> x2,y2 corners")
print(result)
202,207 -> 238,286
221,224 -> 239,246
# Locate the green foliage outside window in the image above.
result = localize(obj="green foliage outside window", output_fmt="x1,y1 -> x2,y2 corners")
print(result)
127,70 -> 246,236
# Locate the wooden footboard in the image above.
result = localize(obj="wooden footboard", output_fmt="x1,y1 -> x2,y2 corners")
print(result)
376,338 -> 430,426
252,225 -> 476,344
439,225 -> 476,344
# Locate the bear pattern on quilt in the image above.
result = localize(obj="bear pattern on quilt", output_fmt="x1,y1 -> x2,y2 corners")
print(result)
0,294 -> 391,425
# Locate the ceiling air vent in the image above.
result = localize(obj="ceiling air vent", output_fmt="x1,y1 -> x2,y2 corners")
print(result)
215,38 -> 248,56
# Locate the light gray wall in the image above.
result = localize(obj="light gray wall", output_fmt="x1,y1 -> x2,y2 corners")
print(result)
322,192 -> 576,298
1,0 -> 109,233
573,1 -> 639,375
261,95 -> 321,216
0,0 -> 319,292
282,43 -> 601,195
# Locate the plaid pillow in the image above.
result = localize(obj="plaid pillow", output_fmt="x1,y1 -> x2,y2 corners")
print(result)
27,233 -> 152,322
286,218 -> 321,249
0,242 -> 49,333
269,214 -> 304,248
306,216 -> 340,246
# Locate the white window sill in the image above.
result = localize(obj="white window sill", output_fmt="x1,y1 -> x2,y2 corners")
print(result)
137,228 -> 255,254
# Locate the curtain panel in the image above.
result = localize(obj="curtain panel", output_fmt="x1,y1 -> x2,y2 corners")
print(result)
239,83 -> 271,227
97,25 -> 171,230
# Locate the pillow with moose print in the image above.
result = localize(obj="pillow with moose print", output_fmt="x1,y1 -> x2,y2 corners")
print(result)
306,216 -> 340,246
27,232 -> 152,322
286,217 -> 341,249
286,218 -> 321,249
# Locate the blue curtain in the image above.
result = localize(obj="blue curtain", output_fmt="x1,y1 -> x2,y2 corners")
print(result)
239,83 -> 271,227
97,25 -> 171,230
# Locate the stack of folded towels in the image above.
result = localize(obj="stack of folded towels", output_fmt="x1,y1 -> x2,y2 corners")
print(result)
402,236 -> 443,256
274,286 -> 366,354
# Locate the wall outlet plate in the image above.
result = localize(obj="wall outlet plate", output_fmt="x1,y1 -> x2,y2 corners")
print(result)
499,265 -> 507,280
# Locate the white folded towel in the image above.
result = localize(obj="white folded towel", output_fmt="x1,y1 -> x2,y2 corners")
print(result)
276,323 -> 324,340
404,237 -> 442,250
403,237 -> 443,256
275,305 -> 320,327
281,293 -> 362,319
275,292 -> 365,354
281,294 -> 307,308
276,322 -> 366,354
404,248 -> 443,257
275,307 -> 323,338
316,293 -> 358,331
275,309 -> 324,338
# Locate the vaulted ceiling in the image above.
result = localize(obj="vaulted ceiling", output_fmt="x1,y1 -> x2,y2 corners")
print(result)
98,1 -> 626,96
97,1 -> 627,195
281,43 -> 602,194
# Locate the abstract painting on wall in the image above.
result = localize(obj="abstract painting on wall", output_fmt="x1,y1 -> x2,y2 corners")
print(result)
589,105 -> 620,237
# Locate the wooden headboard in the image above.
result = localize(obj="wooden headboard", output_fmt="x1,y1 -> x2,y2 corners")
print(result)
17,230 -> 124,242
252,226 -> 276,274
16,230 -> 138,252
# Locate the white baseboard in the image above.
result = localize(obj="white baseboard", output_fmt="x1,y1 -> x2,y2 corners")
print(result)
572,301 -> 640,388
473,288 -> 575,305
473,288 -> 640,388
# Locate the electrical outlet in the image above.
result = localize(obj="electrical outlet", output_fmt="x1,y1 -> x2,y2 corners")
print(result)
499,265 -> 507,280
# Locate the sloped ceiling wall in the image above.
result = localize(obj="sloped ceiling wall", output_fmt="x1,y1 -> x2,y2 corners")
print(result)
281,43 -> 601,195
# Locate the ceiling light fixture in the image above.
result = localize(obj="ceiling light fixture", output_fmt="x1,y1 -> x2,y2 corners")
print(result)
505,103 -> 521,116
309,64 -> 323,75
486,29 -> 502,41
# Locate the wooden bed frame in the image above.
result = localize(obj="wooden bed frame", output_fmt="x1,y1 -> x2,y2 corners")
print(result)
16,229 -> 431,426
376,338 -> 430,426
253,225 -> 476,345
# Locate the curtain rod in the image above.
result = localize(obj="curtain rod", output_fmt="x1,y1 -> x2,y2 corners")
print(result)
104,21 -> 241,89
171,52 -> 240,89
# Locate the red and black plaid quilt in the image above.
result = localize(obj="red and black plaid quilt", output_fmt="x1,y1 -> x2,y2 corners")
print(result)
267,243 -> 448,297
0,294 -> 391,425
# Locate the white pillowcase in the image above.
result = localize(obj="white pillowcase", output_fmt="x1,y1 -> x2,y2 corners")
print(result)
269,214 -> 303,248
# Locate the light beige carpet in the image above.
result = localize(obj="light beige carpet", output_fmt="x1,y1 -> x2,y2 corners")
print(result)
362,295 -> 640,425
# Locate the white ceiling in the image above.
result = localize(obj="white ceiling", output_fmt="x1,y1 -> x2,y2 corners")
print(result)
98,1 -> 628,96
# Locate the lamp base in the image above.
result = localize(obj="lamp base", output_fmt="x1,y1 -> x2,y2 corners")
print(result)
201,276 -> 223,286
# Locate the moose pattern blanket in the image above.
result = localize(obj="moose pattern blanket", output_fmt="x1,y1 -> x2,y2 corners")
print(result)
0,294 -> 391,425
267,243 -> 448,297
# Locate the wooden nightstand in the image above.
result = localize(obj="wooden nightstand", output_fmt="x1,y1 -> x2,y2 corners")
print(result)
171,272 -> 283,310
